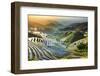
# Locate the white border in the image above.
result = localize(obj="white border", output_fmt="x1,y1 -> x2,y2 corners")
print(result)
20,6 -> 95,70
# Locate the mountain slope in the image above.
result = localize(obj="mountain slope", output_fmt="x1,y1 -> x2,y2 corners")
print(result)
60,22 -> 88,46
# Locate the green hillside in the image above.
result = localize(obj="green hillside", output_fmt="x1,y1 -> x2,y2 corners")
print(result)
59,22 -> 88,59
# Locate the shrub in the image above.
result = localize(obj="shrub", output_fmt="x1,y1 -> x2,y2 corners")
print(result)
77,43 -> 88,50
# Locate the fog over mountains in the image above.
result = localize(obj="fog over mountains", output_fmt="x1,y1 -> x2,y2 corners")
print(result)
43,17 -> 88,35
28,15 -> 88,33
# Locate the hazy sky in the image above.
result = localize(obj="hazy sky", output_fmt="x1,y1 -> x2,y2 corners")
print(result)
28,15 -> 88,32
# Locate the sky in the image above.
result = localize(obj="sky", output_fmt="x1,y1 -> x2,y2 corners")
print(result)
28,15 -> 88,32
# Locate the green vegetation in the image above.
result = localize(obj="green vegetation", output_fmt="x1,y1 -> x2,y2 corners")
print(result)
77,43 -> 88,51
60,30 -> 88,59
